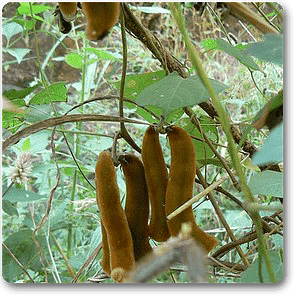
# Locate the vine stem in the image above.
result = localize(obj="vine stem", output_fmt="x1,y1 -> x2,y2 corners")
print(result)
2,114 -> 148,153
118,4 -> 141,153
169,2 -> 276,282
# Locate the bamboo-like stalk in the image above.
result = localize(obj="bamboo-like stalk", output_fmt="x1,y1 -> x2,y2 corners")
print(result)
169,2 -> 276,282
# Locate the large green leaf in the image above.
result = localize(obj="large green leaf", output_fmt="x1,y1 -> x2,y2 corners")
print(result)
247,34 -> 283,66
197,157 -> 229,168
201,38 -> 250,52
114,70 -> 166,101
252,123 -> 283,165
136,72 -> 227,118
224,210 -> 252,228
2,84 -> 44,132
241,250 -> 283,283
2,185 -> 47,203
216,38 -> 261,71
248,170 -> 283,197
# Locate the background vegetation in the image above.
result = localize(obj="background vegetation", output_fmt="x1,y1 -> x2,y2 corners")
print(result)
2,2 -> 283,283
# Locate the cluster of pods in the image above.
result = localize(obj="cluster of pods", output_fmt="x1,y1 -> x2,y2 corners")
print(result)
95,125 -> 218,282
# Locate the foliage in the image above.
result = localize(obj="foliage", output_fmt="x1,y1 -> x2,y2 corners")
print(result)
135,71 -> 227,119
2,2 -> 283,283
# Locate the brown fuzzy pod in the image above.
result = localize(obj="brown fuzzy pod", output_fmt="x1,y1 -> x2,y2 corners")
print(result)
81,2 -> 120,40
120,154 -> 152,262
100,220 -> 111,276
142,126 -> 170,242
96,178 -> 111,276
59,2 -> 77,21
165,126 -> 218,253
95,150 -> 135,282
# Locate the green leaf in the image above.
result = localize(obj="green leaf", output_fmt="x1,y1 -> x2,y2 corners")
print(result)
252,123 -> 283,165
31,4 -> 51,14
3,83 -> 42,102
241,250 -> 283,283
197,157 -> 230,169
131,6 -> 170,14
2,186 -> 47,203
22,138 -> 31,151
65,52 -> 83,69
2,85 -> 43,132
65,49 -> 120,69
248,170 -> 283,197
3,48 -> 31,63
216,38 -> 261,71
85,48 -> 120,61
24,130 -> 51,153
2,229 -> 47,282
235,43 -> 250,51
2,110 -> 23,133
13,19 -> 35,30
3,85 -> 41,132
2,22 -> 24,43
252,89 -> 283,126
200,38 -> 220,51
17,4 -> 51,15
87,226 -> 102,257
224,210 -> 252,228
114,70 -> 166,101
134,106 -> 159,123
247,34 -> 283,66
29,82 -> 67,105
136,72 -> 227,118
2,200 -> 19,217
